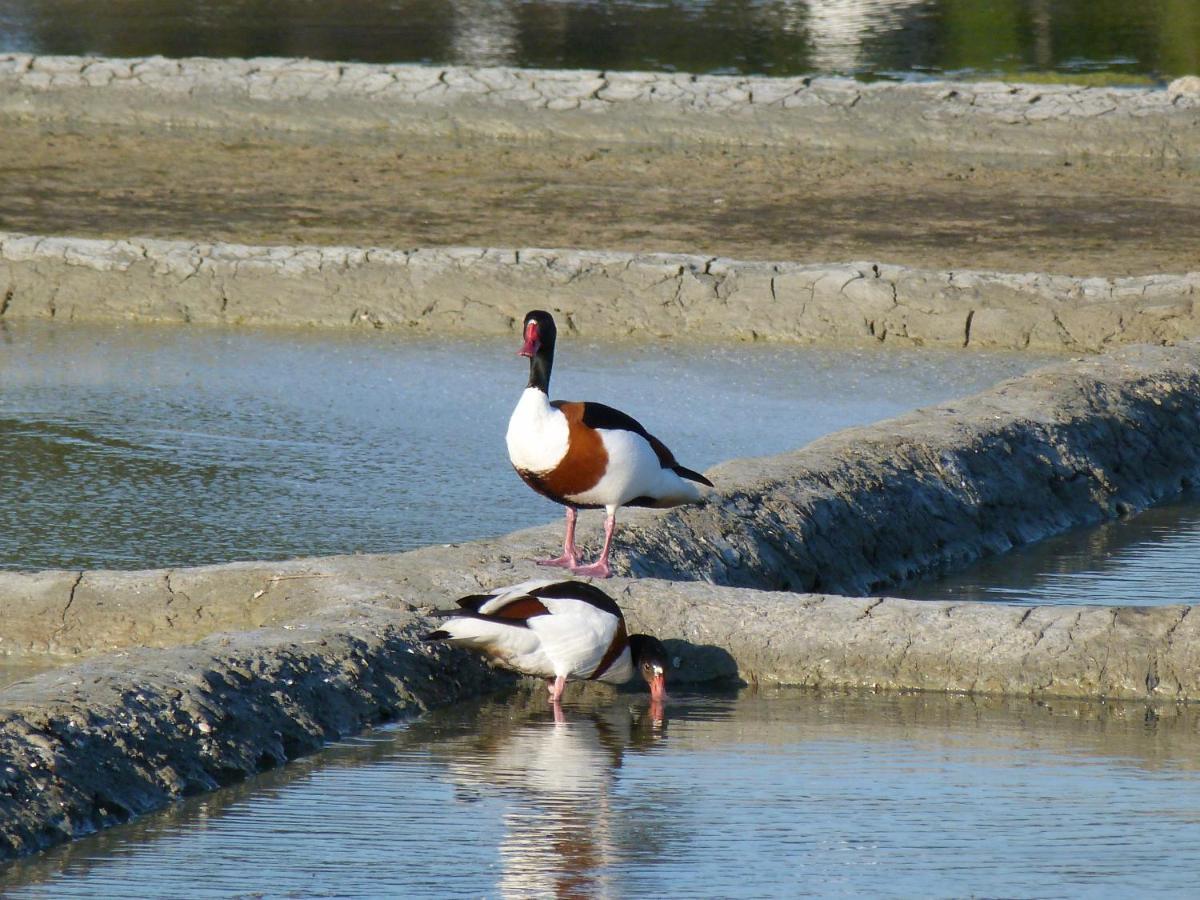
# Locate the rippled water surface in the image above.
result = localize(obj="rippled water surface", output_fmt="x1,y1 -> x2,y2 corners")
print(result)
1,0 -> 1195,80
0,320 -> 1043,571
897,492 -> 1200,607
4,687 -> 1200,897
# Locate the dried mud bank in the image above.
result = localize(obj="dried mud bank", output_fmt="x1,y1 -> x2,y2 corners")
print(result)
621,342 -> 1200,593
0,607 -> 501,862
2,55 -> 1199,162
3,232 -> 1199,351
3,345 -> 1200,860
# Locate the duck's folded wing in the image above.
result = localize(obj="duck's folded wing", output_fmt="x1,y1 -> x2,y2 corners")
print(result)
526,580 -> 624,617
454,579 -> 560,615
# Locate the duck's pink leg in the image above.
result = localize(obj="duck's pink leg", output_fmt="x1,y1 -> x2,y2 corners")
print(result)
547,674 -> 567,703
537,507 -> 580,568
570,510 -> 616,579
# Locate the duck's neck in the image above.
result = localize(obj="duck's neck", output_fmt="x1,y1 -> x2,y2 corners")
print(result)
527,347 -> 553,393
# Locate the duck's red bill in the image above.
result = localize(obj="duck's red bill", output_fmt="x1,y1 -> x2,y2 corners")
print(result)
519,322 -> 540,357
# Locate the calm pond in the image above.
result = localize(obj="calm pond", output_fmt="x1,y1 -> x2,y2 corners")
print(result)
0,320 -> 1044,572
3,686 -> 1199,898
897,491 -> 1200,607
0,0 -> 1195,81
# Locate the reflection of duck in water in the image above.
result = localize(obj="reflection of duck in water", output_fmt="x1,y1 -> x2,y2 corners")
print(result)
423,579 -> 668,705
436,693 -> 669,899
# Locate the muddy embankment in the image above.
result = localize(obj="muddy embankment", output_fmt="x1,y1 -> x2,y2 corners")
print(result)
3,233 -> 1199,352
3,55 -> 1199,159
3,343 -> 1200,860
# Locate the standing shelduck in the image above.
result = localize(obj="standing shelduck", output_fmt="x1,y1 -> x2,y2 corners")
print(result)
505,310 -> 713,578
422,579 -> 668,703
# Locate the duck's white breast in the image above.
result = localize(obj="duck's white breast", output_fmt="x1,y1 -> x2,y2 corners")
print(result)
506,388 -> 570,474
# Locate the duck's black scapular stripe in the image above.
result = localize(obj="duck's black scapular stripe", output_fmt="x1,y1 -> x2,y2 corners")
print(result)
578,401 -> 683,472
455,593 -> 495,612
531,580 -> 623,618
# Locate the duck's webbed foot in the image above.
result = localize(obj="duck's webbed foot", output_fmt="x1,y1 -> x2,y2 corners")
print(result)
535,507 -> 580,569
568,559 -> 612,579
567,510 -> 616,579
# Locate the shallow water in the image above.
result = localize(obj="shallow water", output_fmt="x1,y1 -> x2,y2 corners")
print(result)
4,686 -> 1199,898
897,491 -> 1200,607
0,320 -> 1042,572
0,0 -> 1194,80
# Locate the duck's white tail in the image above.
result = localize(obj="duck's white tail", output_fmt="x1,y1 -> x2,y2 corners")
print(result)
643,467 -> 714,507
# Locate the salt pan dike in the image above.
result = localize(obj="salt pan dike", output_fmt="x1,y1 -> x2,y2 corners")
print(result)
2,54 -> 1200,161
2,233 -> 1198,351
2,341 -> 1199,860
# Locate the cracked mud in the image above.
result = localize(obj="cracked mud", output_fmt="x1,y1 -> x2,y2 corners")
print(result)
3,234 -> 1198,351
2,124 -> 1197,279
